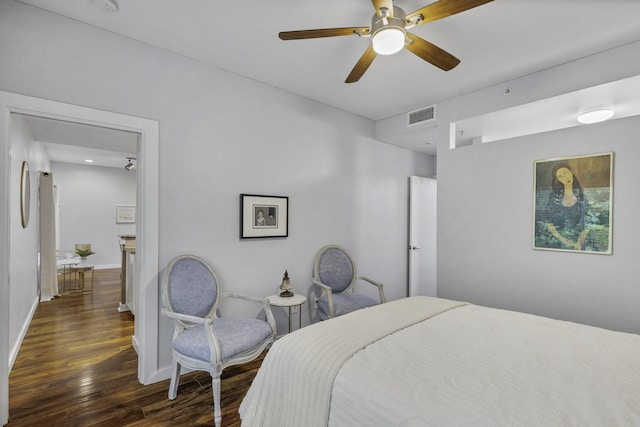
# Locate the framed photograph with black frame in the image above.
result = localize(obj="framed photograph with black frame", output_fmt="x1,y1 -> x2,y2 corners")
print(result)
240,194 -> 289,239
533,152 -> 613,254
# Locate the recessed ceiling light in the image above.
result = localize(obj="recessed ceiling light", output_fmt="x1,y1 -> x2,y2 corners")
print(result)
84,159 -> 94,163
577,108 -> 614,124
91,0 -> 118,13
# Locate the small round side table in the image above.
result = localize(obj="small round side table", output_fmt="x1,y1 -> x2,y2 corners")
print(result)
267,294 -> 307,333
70,263 -> 94,293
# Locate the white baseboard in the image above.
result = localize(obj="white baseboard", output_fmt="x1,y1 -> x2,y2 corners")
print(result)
132,334 -> 139,354
9,295 -> 39,372
95,264 -> 120,270
131,334 -> 176,382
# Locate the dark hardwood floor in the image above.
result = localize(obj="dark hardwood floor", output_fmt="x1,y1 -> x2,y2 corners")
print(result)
8,268 -> 263,426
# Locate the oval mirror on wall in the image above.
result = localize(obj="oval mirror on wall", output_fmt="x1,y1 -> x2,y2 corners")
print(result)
20,160 -> 30,228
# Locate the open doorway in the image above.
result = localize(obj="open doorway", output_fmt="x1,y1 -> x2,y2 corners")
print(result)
0,91 -> 159,425
14,114 -> 140,304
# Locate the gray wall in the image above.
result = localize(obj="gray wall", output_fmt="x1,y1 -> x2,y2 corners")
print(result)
439,118 -> 640,334
51,161 -> 136,268
436,41 -> 640,334
0,0 -> 435,373
8,114 -> 50,365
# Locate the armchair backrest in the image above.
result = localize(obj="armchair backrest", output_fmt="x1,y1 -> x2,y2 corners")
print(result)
314,245 -> 357,294
162,254 -> 219,321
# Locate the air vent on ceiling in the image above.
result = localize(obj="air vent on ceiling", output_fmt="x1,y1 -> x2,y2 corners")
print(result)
408,105 -> 436,126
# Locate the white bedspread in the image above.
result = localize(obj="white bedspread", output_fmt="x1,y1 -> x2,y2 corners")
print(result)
239,296 -> 466,427
240,297 -> 640,426
331,304 -> 640,426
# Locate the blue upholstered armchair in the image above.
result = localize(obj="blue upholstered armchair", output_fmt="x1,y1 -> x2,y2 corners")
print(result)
161,254 -> 276,427
312,245 -> 386,320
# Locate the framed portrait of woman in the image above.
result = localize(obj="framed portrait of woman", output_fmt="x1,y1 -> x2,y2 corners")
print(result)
533,153 -> 613,254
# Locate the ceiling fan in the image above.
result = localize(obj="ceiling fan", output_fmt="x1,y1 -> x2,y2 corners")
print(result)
279,0 -> 494,83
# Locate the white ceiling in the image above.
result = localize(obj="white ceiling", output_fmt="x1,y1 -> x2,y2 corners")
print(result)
13,0 -> 640,160
18,114 -> 138,169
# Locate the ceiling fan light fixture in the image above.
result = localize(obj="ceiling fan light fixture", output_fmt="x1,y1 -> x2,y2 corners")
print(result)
577,108 -> 614,124
372,27 -> 406,55
278,0 -> 492,82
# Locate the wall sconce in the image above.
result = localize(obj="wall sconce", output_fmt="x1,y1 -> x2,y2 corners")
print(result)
124,157 -> 136,170
279,270 -> 294,297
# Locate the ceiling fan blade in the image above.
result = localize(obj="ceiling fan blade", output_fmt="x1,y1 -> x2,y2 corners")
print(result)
345,45 -> 377,83
407,0 -> 493,27
279,27 -> 369,40
371,0 -> 394,17
404,33 -> 460,71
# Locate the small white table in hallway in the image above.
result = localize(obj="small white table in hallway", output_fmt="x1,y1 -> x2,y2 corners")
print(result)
70,262 -> 94,293
58,258 -> 94,293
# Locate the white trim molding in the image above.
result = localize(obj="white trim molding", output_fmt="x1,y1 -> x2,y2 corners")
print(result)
0,91 -> 160,423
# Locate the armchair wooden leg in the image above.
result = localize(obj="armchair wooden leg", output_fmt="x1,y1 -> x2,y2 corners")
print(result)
168,361 -> 181,400
212,376 -> 222,427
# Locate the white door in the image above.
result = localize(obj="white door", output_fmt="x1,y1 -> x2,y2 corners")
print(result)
408,176 -> 437,297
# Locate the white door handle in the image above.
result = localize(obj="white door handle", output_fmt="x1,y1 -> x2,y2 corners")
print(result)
409,245 -> 421,250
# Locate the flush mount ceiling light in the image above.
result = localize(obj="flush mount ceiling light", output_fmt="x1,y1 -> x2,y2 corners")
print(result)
577,108 -> 614,124
91,0 -> 118,13
124,157 -> 136,170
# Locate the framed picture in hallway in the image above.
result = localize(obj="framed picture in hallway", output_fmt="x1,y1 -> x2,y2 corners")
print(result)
533,152 -> 613,254
116,205 -> 136,224
240,194 -> 288,239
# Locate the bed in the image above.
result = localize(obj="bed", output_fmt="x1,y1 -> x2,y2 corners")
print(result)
239,296 -> 640,426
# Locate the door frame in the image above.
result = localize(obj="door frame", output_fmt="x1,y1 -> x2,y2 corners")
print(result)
0,91 -> 159,424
